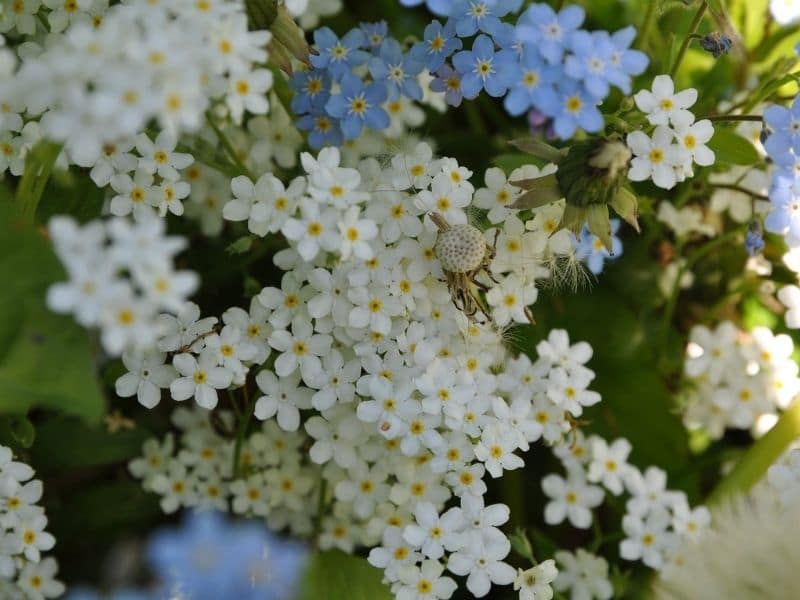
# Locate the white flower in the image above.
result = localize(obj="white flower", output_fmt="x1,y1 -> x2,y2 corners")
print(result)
657,203 -> 715,238
204,325 -> 258,380
674,119 -> 715,166
157,302 -> 218,353
334,464 -> 389,519
416,172 -> 471,226
368,526 -> 421,582
16,557 -> 64,600
396,559 -> 458,600
627,127 -> 690,190
587,437 -> 634,495
305,350 -> 360,411
447,536 -> 516,598
304,412 -> 363,468
227,68 -> 272,122
115,350 -> 176,408
253,370 -> 311,432
348,285 -> 402,335
403,502 -> 465,559
514,560 -> 558,600
671,503 -> 710,542
150,462 -> 197,513
135,130 -> 194,181
230,474 -> 268,516
474,425 -> 525,478
554,549 -> 613,600
109,169 -> 156,219
633,75 -> 697,127
225,173 -> 305,236
281,199 -> 341,261
268,317 -> 332,382
14,513 -> 55,562
486,274 -> 537,327
778,285 -> 800,328
770,0 -> 800,24
620,510 -> 674,569
169,350 -> 233,409
338,207 -> 378,260
473,167 -> 523,224
542,469 -> 604,529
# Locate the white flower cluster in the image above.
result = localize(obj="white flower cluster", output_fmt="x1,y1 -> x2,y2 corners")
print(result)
1,0 -> 273,167
121,144 -> 603,598
129,407 -> 325,533
682,322 -> 800,439
627,75 -> 715,190
46,214 -> 198,356
0,445 -> 64,600
543,432 -> 711,575
767,447 -> 800,508
542,433 -> 710,580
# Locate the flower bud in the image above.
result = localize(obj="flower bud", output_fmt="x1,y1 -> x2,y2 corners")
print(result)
245,1 -> 311,68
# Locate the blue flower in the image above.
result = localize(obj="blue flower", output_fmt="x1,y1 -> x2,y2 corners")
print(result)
564,30 -> 616,100
450,0 -> 521,38
411,19 -> 462,72
398,0 -> 453,16
452,34 -> 512,99
546,80 -> 603,139
309,27 -> 370,80
604,26 -> 649,94
360,21 -> 389,53
764,97 -> 800,158
430,64 -> 464,106
369,38 -> 424,100
574,219 -> 623,274
146,510 -> 307,600
290,69 -> 332,115
297,109 -> 343,149
325,73 -> 390,139
503,46 -> 559,116
517,3 -> 585,64
745,221 -> 765,256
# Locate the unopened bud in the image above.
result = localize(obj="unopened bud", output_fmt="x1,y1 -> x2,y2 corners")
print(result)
699,32 -> 733,59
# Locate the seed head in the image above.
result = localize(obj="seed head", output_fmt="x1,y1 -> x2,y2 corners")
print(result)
435,224 -> 486,273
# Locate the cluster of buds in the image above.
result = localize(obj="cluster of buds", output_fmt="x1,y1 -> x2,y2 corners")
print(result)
245,0 -> 312,73
509,137 -> 640,251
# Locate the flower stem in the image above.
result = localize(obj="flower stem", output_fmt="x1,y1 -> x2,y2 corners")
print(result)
661,226 -> 746,340
636,0 -> 658,51
232,384 -> 253,478
707,398 -> 800,504
704,114 -> 764,122
205,112 -> 255,180
669,0 -> 708,78
710,183 -> 768,201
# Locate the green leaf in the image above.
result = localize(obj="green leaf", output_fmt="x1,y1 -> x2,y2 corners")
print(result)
0,415 -> 36,449
707,127 -> 761,165
29,416 -> 149,471
0,205 -> 105,423
300,550 -> 391,600
14,141 -> 62,223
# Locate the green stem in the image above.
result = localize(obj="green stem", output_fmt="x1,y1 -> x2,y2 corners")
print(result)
636,0 -> 658,51
710,183 -> 768,201
14,141 -> 62,224
661,226 -> 745,337
707,399 -> 800,503
704,114 -> 763,122
670,0 -> 708,77
311,477 -> 328,549
232,385 -> 254,478
205,112 -> 255,179
269,67 -> 295,116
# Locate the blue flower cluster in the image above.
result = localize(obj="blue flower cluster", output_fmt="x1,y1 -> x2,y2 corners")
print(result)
146,510 -> 307,600
574,219 -> 623,275
293,2 -> 648,147
763,94 -> 800,247
429,1 -> 649,138
292,23 -> 423,148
